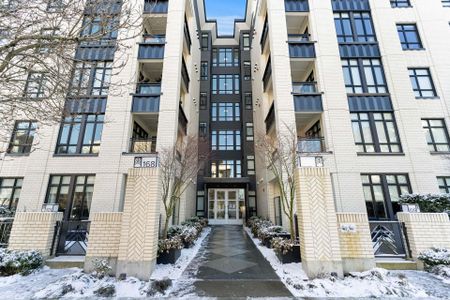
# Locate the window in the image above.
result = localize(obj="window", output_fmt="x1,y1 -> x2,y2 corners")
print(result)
409,68 -> 437,98
212,75 -> 240,94
24,72 -> 46,99
70,61 -> 112,96
247,155 -> 255,175
443,0 -> 450,7
351,112 -> 402,153
47,0 -> 63,12
200,61 -> 208,80
362,174 -> 411,220
201,33 -> 209,50
244,61 -> 251,80
242,33 -> 250,50
211,130 -> 241,151
80,15 -> 119,45
342,59 -> 387,94
45,175 -> 95,220
390,0 -> 411,7
212,48 -> 239,67
422,119 -> 450,152
211,160 -> 242,178
0,178 -> 22,214
8,121 -> 37,154
244,93 -> 252,110
200,93 -> 207,110
334,12 -> 376,43
306,121 -> 321,138
211,103 -> 240,122
37,28 -> 59,53
438,177 -> 450,193
246,123 -> 254,141
199,123 -> 207,138
56,114 -> 104,155
397,24 -> 423,50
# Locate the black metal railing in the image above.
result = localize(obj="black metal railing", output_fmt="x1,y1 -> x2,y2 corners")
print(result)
181,58 -> 190,92
130,137 -> 157,153
369,221 -> 407,258
136,83 -> 161,95
292,82 -> 319,94
144,0 -> 169,14
0,218 -> 14,248
55,220 -> 90,256
285,0 -> 310,12
263,57 -> 272,92
297,137 -> 325,153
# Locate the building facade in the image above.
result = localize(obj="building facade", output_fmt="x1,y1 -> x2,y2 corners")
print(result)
2,0 -> 450,278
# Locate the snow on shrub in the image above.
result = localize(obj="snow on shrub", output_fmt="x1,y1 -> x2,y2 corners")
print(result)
157,236 -> 183,255
418,247 -> 450,267
0,249 -> 43,276
92,259 -> 112,279
271,237 -> 297,255
399,194 -> 450,214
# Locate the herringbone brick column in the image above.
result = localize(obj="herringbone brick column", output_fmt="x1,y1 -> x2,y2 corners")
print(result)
116,168 -> 161,280
295,167 -> 343,278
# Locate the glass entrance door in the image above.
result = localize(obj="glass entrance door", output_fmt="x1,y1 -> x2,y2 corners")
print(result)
208,189 -> 244,225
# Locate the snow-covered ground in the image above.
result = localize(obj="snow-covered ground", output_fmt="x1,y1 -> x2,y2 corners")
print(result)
244,226 -> 450,298
0,227 -> 211,299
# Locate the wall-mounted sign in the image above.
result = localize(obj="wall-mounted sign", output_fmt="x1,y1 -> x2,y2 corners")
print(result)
401,204 -> 421,213
340,223 -> 357,233
134,156 -> 159,168
299,156 -> 324,168
41,204 -> 59,212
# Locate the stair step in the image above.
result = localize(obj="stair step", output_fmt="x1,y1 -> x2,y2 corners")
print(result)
376,260 -> 418,270
46,256 -> 85,269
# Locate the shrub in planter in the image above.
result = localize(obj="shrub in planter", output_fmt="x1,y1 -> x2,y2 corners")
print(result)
399,194 -> 450,215
247,216 -> 261,228
259,226 -> 290,248
180,226 -> 199,248
418,247 -> 450,268
272,237 -> 301,264
167,226 -> 184,238
157,236 -> 183,264
0,249 -> 43,276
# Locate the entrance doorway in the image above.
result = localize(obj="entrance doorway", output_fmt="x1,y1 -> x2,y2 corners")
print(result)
208,189 -> 245,225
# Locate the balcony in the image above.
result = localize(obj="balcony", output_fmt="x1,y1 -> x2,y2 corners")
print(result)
132,83 -> 161,113
292,82 -> 323,113
181,59 -> 190,93
262,57 -> 272,92
184,19 -> 192,54
292,82 -> 319,94
136,83 -> 161,95
288,35 -> 316,58
138,35 -> 165,60
144,0 -> 168,14
178,105 -> 188,135
260,17 -> 269,52
285,0 -> 309,12
265,103 -> 275,133
297,137 -> 325,153
129,137 -> 157,153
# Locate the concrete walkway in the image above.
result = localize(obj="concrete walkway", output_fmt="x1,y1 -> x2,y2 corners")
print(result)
184,225 -> 292,298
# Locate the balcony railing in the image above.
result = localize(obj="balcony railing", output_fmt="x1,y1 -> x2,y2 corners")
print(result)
136,83 -> 161,95
181,58 -> 190,92
138,35 -> 165,59
263,58 -> 272,92
143,34 -> 166,44
292,82 -> 319,94
285,0 -> 310,12
288,35 -> 316,58
130,137 -> 157,153
144,0 -> 169,14
297,137 -> 325,153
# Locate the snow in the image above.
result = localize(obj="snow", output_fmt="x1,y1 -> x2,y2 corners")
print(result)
244,226 -> 449,298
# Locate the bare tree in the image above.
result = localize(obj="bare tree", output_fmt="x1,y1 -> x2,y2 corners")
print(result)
256,123 -> 299,238
159,136 -> 205,239
0,0 -> 147,148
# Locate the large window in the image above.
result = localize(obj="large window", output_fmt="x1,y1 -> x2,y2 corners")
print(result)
211,130 -> 241,151
397,24 -> 423,50
211,160 -> 242,178
342,59 -> 387,94
0,178 -> 22,214
8,121 -> 37,154
422,119 -> 450,152
45,175 -> 95,220
212,75 -> 240,94
70,61 -> 112,96
242,33 -> 250,50
362,174 -> 411,220
438,177 -> 450,193
334,12 -> 376,43
351,112 -> 402,153
200,61 -> 208,80
56,114 -> 104,155
409,68 -> 437,98
201,33 -> 209,50
211,103 -> 240,122
212,48 -> 239,67
443,0 -> 450,7
24,72 -> 46,99
390,0 -> 411,7
80,15 -> 119,45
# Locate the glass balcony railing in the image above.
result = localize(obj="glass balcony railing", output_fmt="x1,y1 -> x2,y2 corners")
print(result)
292,82 -> 319,94
142,35 -> 166,44
288,34 -> 310,42
130,138 -> 157,153
297,137 -> 325,153
136,83 -> 161,95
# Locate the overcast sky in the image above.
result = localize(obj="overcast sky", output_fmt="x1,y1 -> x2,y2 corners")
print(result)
204,0 -> 246,36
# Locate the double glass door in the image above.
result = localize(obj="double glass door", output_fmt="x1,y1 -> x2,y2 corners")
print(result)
208,189 -> 244,225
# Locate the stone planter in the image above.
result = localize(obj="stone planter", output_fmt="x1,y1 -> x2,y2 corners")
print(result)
157,248 -> 181,264
276,245 -> 301,264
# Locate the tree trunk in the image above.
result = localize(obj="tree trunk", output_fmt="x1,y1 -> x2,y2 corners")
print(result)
162,215 -> 170,239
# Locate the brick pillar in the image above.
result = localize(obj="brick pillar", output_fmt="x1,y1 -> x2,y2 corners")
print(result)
116,168 -> 161,280
336,213 -> 375,273
295,168 -> 343,278
84,213 -> 123,275
8,212 -> 63,257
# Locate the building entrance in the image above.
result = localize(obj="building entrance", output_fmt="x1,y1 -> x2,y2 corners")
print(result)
208,189 -> 245,225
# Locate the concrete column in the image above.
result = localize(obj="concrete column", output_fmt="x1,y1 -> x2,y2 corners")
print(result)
8,212 -> 63,257
295,167 -> 343,278
116,168 -> 161,280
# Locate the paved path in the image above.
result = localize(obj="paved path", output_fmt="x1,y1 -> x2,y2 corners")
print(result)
180,225 -> 292,298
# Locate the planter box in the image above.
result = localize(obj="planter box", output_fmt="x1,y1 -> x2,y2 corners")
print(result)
183,241 -> 194,249
276,245 -> 301,264
263,233 -> 291,248
157,248 -> 181,264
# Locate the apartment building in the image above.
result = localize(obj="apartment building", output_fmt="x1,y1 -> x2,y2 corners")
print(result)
2,0 -> 450,278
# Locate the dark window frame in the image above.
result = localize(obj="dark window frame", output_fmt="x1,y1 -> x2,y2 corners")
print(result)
200,61 -> 208,80
70,61 -> 113,97
211,102 -> 240,122
210,160 -> 242,178
24,72 -> 46,99
211,74 -> 240,95
342,58 -> 388,94
334,11 -> 377,43
390,0 -> 412,8
408,68 -> 438,98
422,118 -> 450,152
397,23 -> 423,50
0,177 -> 23,212
438,177 -> 450,193
212,48 -> 240,67
211,130 -> 241,151
7,120 -> 37,154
